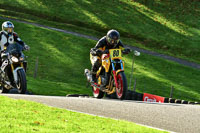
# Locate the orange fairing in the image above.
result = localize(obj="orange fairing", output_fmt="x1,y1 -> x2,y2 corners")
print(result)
101,54 -> 110,73
101,54 -> 110,60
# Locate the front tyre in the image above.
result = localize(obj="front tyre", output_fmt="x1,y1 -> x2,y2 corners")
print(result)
16,69 -> 27,94
116,72 -> 127,100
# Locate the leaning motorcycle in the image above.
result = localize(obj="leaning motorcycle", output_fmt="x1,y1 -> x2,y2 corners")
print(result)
0,43 -> 28,94
85,49 -> 129,100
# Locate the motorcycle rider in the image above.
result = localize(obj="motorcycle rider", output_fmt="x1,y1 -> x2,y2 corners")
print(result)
0,21 -> 30,77
90,29 -> 130,83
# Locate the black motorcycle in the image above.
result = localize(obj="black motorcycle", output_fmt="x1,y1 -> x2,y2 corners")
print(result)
0,43 -> 28,94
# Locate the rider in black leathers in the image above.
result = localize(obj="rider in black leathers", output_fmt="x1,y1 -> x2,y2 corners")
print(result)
90,29 -> 130,83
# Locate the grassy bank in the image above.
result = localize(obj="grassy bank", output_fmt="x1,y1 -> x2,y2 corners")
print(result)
0,0 -> 199,63
0,19 -> 199,101
0,1 -> 198,132
0,96 -> 167,133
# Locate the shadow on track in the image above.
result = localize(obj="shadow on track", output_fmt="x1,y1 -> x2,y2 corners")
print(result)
0,87 -> 33,95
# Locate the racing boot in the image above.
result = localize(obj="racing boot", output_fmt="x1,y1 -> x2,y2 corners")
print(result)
91,73 -> 97,83
90,64 -> 99,84
0,69 -> 5,82
0,59 -> 8,81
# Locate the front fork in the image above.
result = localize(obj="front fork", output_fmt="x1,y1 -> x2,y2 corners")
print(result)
10,62 -> 24,71
11,63 -> 24,84
112,70 -> 118,89
111,59 -> 124,89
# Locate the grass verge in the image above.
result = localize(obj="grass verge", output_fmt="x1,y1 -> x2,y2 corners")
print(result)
0,96 -> 168,133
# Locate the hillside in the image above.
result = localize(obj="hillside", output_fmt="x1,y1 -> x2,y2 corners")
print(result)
0,0 -> 199,63
0,1 -> 199,101
0,19 -> 199,101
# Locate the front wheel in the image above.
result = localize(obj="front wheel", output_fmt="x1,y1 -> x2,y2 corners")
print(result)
16,69 -> 27,94
116,72 -> 127,100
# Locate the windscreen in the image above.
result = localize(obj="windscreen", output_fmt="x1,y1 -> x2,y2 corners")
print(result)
5,43 -> 23,56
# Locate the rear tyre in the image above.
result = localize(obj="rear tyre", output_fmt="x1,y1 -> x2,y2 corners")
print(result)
16,69 -> 27,94
116,72 -> 127,100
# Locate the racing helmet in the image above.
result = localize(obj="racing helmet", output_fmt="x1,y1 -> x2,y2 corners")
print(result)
2,21 -> 14,34
106,29 -> 120,46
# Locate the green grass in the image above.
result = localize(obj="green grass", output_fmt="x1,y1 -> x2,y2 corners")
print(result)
0,96 -> 168,133
0,0 -> 199,63
124,53 -> 200,101
0,19 -> 199,102
27,77 -> 91,96
0,2 -> 198,132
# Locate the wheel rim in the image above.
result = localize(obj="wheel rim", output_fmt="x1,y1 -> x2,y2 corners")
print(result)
116,74 -> 123,98
16,75 -> 21,90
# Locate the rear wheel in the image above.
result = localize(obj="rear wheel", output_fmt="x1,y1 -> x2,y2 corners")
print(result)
116,72 -> 127,100
16,69 -> 27,94
92,84 -> 104,99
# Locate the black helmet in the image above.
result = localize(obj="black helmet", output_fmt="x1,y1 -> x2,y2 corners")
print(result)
106,29 -> 120,46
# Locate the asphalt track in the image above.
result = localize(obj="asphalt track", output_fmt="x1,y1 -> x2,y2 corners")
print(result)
1,94 -> 200,133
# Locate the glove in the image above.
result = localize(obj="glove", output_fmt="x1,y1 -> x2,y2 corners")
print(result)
90,48 -> 103,56
24,44 -> 30,51
122,48 -> 131,54
96,49 -> 103,55
103,49 -> 109,54
126,48 -> 131,53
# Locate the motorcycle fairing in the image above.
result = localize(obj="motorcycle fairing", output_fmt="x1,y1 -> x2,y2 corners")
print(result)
101,54 -> 110,73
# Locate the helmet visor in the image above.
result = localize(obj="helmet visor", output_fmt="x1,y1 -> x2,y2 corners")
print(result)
108,37 -> 119,45
4,27 -> 13,33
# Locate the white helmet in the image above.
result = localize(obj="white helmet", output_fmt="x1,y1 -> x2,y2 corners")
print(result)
2,21 -> 14,34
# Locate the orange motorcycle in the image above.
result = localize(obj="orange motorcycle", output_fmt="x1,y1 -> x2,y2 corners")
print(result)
85,49 -> 130,100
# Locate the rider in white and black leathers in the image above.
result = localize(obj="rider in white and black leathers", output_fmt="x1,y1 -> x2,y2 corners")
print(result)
0,21 -> 30,75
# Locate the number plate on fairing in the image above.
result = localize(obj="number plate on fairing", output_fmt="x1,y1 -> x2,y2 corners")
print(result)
109,49 -> 122,60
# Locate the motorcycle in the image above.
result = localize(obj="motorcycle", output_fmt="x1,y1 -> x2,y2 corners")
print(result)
0,43 -> 28,94
85,48 -> 130,100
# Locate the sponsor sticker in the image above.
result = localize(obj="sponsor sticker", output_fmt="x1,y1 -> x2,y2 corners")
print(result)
143,93 -> 165,103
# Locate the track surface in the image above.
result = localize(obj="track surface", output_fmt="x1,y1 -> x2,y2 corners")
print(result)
1,94 -> 200,133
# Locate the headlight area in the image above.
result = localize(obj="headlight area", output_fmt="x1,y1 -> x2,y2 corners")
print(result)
11,56 -> 19,63
11,56 -> 24,63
